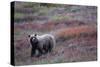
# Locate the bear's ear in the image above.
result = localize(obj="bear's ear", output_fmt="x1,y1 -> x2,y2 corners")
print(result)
34,34 -> 37,36
28,35 -> 30,38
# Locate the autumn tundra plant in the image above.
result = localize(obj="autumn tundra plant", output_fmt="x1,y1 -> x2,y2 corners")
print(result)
55,25 -> 97,41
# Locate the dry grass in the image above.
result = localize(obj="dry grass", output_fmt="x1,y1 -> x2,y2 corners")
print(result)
14,25 -> 97,65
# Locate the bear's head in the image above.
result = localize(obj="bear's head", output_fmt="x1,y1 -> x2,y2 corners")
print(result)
28,34 -> 38,45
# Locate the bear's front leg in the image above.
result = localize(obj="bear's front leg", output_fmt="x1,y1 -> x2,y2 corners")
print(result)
31,48 -> 36,57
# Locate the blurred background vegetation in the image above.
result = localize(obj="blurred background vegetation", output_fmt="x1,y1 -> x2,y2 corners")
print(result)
14,1 -> 97,23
